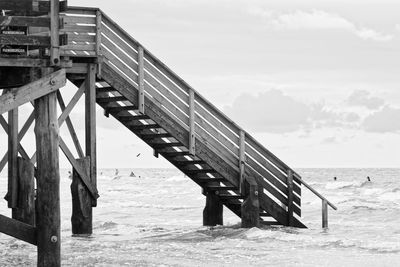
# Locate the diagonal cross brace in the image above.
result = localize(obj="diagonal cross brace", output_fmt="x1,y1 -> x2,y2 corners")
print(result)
0,69 -> 66,115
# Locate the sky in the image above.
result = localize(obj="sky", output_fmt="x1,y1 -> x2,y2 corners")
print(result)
1,0 -> 400,169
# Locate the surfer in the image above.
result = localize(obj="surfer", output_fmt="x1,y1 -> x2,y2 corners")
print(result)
333,177 -> 337,181
115,169 -> 119,176
130,171 -> 136,177
367,176 -> 371,182
68,171 -> 72,180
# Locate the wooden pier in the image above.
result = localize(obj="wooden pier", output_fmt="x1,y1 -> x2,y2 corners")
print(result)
0,1 -> 337,266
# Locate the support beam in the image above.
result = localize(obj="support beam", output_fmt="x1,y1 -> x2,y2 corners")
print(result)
241,176 -> 260,228
71,157 -> 92,235
0,214 -> 37,246
287,170 -> 294,226
59,138 -> 99,199
7,106 -> 18,208
0,112 -> 34,173
239,130 -> 245,194
189,89 -> 195,155
85,63 -> 97,207
322,200 -> 328,229
0,69 -> 66,115
138,46 -> 145,114
12,157 -> 35,226
50,0 -> 60,66
203,184 -> 223,227
56,91 -> 84,158
34,69 -> 61,266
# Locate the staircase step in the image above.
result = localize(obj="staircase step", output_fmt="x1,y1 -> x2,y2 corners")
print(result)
162,151 -> 191,157
259,212 -> 270,216
151,142 -> 182,149
106,106 -> 137,113
118,114 -> 149,121
184,169 -> 215,174
97,96 -> 127,103
174,160 -> 204,166
129,124 -> 160,131
96,86 -> 116,93
192,177 -> 226,183
207,186 -> 237,191
140,133 -> 172,140
219,194 -> 244,200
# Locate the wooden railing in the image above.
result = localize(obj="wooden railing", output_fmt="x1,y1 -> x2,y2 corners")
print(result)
65,7 -> 336,227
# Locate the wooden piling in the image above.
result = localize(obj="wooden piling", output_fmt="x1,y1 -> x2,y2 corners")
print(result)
7,105 -> 18,208
12,157 -> 35,226
203,191 -> 223,226
85,63 -> 97,208
34,68 -> 61,267
71,157 -> 92,235
241,176 -> 260,228
322,199 -> 328,229
287,170 -> 294,226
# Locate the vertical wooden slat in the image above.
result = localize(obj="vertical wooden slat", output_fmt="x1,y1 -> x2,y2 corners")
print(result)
95,10 -> 102,56
138,46 -> 145,114
8,106 -> 18,208
239,130 -> 245,193
287,170 -> 294,226
95,10 -> 103,78
85,64 -> 97,207
189,89 -> 195,155
35,68 -> 60,267
50,0 -> 60,66
322,199 -> 328,228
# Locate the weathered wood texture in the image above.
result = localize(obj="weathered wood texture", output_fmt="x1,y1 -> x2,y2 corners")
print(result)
241,176 -> 260,228
85,64 -> 97,207
71,157 -> 92,235
7,105 -> 18,208
203,191 -> 223,226
12,157 -> 35,226
0,214 -> 37,245
34,68 -> 61,267
0,69 -> 66,115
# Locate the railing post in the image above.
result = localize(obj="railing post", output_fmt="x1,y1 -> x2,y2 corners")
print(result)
287,170 -> 294,226
50,0 -> 60,66
189,89 -> 195,155
322,199 -> 328,229
239,130 -> 245,194
95,10 -> 103,77
138,46 -> 145,114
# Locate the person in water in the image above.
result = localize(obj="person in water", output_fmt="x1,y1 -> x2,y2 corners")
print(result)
333,177 -> 337,181
367,176 -> 371,182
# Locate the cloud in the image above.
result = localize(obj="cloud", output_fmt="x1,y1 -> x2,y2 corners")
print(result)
347,90 -> 385,110
362,106 -> 400,133
223,90 -> 358,133
248,8 -> 393,42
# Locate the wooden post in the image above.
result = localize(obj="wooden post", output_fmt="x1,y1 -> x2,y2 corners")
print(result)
12,157 -> 35,226
189,89 -> 195,155
85,64 -> 97,208
322,199 -> 328,229
203,190 -> 223,226
7,104 -> 18,208
138,46 -> 145,114
71,157 -> 92,235
50,0 -> 60,66
34,68 -> 61,267
241,176 -> 260,228
287,170 -> 294,226
239,130 -> 245,194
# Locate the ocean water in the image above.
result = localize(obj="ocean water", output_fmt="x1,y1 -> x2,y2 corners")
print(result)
0,168 -> 399,266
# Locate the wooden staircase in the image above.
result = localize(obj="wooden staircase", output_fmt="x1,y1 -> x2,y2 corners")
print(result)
63,6 -> 319,228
